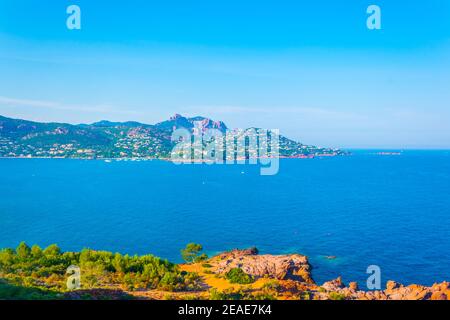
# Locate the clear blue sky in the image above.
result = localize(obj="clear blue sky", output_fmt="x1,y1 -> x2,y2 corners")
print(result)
1,0 -> 449,148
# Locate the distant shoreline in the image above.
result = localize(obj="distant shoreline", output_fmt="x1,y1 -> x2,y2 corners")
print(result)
0,154 -> 345,161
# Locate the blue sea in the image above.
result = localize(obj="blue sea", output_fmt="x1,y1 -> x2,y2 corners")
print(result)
1,150 -> 449,287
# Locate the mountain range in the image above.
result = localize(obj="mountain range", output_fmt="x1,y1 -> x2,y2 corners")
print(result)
0,114 -> 346,159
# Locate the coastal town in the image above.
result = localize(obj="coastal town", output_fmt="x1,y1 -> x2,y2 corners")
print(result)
0,114 -> 346,160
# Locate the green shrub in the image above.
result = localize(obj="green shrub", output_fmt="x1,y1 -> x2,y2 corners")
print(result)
329,292 -> 346,300
225,268 -> 254,284
248,292 -> 276,300
182,272 -> 202,291
159,272 -> 183,291
0,281 -> 59,300
209,288 -> 243,300
301,291 -> 311,300
261,280 -> 280,291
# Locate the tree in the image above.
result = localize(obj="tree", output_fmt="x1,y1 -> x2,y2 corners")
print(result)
16,242 -> 31,259
31,245 -> 43,258
43,244 -> 61,257
112,253 -> 126,273
0,248 -> 15,268
181,243 -> 207,264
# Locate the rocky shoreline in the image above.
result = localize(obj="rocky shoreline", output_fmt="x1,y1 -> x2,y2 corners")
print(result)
185,248 -> 449,300
1,244 -> 448,300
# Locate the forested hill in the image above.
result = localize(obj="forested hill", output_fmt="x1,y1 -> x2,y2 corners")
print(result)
0,114 -> 346,159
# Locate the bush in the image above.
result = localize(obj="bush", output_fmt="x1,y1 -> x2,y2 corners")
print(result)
0,280 -> 59,300
225,268 -> 254,285
182,272 -> 202,291
261,280 -> 280,291
158,272 -> 183,291
300,291 -> 311,300
209,288 -> 243,300
329,292 -> 346,300
248,292 -> 276,300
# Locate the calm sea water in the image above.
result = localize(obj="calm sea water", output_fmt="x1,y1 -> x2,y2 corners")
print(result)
1,150 -> 449,287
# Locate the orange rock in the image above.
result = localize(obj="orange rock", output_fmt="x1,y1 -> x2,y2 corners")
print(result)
322,277 -> 345,291
386,280 -> 402,291
432,282 -> 449,292
349,282 -> 359,291
430,292 -> 448,300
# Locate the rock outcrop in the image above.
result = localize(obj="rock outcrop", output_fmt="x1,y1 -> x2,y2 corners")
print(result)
317,279 -> 450,300
211,248 -> 314,283
322,277 -> 345,291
